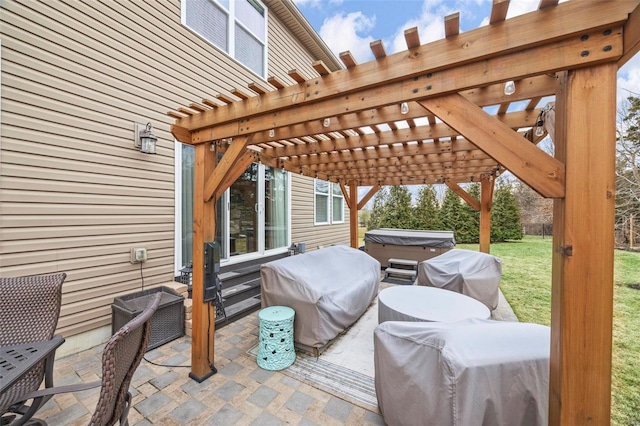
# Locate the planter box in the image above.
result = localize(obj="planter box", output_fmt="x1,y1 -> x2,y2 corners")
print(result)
112,286 -> 185,351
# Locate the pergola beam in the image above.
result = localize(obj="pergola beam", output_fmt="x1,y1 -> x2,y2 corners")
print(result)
479,176 -> 495,253
314,158 -> 498,174
195,76 -> 555,147
285,145 -> 490,167
446,182 -> 480,211
357,185 -> 380,210
203,136 -> 251,202
621,3 -> 640,66
550,65 -> 617,426
176,2 -> 627,136
189,27 -> 619,142
419,94 -> 565,198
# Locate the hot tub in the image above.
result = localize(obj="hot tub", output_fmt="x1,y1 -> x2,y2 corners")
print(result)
364,228 -> 455,266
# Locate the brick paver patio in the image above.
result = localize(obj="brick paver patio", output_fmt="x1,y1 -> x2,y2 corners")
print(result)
33,288 -> 516,425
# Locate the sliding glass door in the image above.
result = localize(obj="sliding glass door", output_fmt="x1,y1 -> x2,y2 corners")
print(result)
229,163 -> 259,256
264,166 -> 288,250
178,145 -> 289,269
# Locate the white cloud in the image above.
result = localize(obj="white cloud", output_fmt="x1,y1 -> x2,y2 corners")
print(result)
319,12 -> 377,63
387,1 -> 456,54
293,0 -> 342,8
618,55 -> 640,107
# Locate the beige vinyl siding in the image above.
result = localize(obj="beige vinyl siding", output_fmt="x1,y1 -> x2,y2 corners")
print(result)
0,0 -> 341,338
267,9 -> 320,81
268,10 -> 351,249
290,174 -> 351,250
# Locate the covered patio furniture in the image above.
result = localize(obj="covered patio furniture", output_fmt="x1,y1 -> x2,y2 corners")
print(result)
417,249 -> 502,310
0,273 -> 66,426
261,245 -> 380,351
17,293 -> 162,426
374,318 -> 550,426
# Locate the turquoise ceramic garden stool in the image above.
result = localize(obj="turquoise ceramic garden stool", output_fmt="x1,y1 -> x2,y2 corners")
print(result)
257,306 -> 296,371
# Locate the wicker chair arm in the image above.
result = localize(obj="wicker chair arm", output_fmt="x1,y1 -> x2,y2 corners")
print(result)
20,380 -> 101,401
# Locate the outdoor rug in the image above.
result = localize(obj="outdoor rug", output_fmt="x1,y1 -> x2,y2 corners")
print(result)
247,343 -> 379,413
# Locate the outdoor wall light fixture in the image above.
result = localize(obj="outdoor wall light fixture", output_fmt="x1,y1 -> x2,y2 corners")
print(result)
400,102 -> 410,114
134,122 -> 157,154
504,80 -> 516,96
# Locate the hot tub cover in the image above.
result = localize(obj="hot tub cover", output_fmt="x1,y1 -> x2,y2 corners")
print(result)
364,228 -> 455,247
261,245 -> 380,348
374,319 -> 550,426
417,249 -> 502,309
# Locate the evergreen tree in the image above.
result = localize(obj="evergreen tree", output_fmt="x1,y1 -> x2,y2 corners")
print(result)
413,185 -> 442,230
439,188 -> 461,236
457,183 -> 480,243
380,185 -> 414,229
367,187 -> 388,230
491,182 -> 524,241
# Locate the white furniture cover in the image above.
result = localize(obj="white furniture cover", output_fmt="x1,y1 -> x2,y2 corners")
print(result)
374,319 -> 550,426
260,245 -> 380,349
378,286 -> 490,324
417,249 -> 502,310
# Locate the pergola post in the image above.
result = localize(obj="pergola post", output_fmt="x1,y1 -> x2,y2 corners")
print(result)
349,182 -> 358,248
189,143 -> 217,382
549,65 -> 617,425
479,176 -> 494,253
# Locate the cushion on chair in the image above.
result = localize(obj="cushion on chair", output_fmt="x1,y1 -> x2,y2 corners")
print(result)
374,318 -> 550,426
261,245 -> 380,349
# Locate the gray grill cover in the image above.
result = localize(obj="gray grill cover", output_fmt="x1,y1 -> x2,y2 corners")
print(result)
364,228 -> 455,247
374,319 -> 550,426
417,249 -> 502,310
260,245 -> 380,348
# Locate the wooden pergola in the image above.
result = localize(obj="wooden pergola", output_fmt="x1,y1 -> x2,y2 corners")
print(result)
170,1 -> 640,424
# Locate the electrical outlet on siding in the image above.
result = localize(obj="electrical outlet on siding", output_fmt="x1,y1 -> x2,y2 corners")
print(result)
130,247 -> 148,263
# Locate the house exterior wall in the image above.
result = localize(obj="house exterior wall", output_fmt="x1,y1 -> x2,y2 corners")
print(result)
0,0 -> 348,347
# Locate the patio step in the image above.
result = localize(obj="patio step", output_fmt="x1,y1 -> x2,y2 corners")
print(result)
384,258 -> 418,283
215,295 -> 261,328
387,258 -> 418,269
384,267 -> 417,278
219,264 -> 261,289
222,277 -> 261,306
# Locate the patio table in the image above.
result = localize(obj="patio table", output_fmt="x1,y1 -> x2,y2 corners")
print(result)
378,286 -> 490,324
0,335 -> 65,394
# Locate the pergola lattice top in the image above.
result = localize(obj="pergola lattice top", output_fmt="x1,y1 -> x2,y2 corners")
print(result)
171,1 -> 637,202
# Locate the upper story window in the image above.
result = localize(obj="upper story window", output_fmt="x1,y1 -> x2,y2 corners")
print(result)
183,0 -> 267,77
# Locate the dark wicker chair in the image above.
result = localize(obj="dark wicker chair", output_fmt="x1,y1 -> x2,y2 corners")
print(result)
0,273 -> 66,426
17,292 -> 162,426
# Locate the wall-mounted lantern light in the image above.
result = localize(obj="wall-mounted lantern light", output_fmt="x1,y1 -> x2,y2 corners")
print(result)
134,122 -> 158,154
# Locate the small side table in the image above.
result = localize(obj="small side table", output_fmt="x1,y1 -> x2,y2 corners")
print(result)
257,306 -> 296,371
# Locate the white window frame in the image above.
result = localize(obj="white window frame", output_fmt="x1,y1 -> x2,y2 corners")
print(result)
314,178 -> 330,225
331,183 -> 344,224
181,0 -> 269,78
174,141 -> 183,274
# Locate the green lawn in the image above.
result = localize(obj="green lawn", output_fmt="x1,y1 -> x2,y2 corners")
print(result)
458,236 -> 640,425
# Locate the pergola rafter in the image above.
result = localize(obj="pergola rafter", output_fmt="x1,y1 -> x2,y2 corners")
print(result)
171,1 -> 640,425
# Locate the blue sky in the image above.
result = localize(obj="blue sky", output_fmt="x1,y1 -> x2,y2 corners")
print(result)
293,0 -> 640,106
